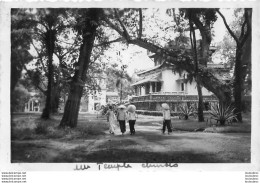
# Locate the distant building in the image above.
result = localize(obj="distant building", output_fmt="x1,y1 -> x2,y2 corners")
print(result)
80,73 -> 107,112
106,91 -> 119,104
24,92 -> 43,112
131,45 -> 231,112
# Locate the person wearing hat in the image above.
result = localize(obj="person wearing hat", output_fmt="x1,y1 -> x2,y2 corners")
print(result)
117,106 -> 127,135
127,110 -> 137,135
162,105 -> 172,134
106,106 -> 116,134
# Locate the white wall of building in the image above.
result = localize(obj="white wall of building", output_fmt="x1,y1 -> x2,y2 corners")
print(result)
161,69 -> 212,95
185,82 -> 211,95
161,70 -> 179,92
136,69 -> 213,96
85,89 -> 107,113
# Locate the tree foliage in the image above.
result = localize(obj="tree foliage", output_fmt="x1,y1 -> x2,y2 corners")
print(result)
11,9 -> 34,92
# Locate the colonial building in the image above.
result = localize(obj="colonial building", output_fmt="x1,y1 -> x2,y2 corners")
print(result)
80,73 -> 107,112
131,50 -> 231,113
24,92 -> 42,112
106,91 -> 119,104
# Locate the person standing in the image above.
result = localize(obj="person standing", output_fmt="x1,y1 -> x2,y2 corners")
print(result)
117,106 -> 127,135
162,107 -> 172,134
106,106 -> 116,134
127,110 -> 137,135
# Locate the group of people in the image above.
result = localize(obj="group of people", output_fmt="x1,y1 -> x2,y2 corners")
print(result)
105,103 -> 173,135
105,105 -> 137,135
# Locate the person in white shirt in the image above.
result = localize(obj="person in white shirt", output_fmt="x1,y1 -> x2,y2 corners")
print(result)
117,108 -> 127,135
162,108 -> 172,134
127,111 -> 137,135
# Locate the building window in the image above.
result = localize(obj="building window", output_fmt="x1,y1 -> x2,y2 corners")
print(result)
157,82 -> 161,92
181,83 -> 185,91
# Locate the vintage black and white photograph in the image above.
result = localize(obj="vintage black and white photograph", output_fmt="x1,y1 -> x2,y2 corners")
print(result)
6,6 -> 254,165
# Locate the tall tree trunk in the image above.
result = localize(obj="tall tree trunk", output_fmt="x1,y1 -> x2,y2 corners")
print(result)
41,30 -> 56,119
233,47 -> 243,122
200,27 -> 211,66
120,83 -> 123,103
51,84 -> 60,113
59,9 -> 101,128
59,84 -> 83,127
196,80 -> 204,121
189,11 -> 204,122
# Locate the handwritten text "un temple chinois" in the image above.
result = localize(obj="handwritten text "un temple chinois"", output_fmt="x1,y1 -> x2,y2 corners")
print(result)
74,163 -> 178,171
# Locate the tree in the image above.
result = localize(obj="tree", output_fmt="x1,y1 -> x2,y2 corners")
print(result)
17,9 -> 73,117
115,65 -> 131,103
168,9 -> 218,122
32,9 -> 68,119
102,8 -> 232,105
59,9 -> 103,128
217,8 -> 251,122
188,9 -> 204,122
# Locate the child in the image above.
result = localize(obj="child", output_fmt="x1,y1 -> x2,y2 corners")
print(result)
162,108 -> 172,134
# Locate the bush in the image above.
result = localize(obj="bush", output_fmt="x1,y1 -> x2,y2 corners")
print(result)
209,104 -> 237,126
178,104 -> 196,120
35,122 -> 48,135
136,110 -> 163,116
11,128 -> 35,140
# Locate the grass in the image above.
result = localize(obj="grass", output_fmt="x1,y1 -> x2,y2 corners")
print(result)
11,113 -> 109,141
11,112 -> 251,142
137,113 -> 251,133
172,113 -> 251,133
11,112 -> 251,163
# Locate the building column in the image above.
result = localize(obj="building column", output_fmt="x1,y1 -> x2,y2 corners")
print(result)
150,82 -> 152,94
32,100 -> 34,111
155,82 -> 157,92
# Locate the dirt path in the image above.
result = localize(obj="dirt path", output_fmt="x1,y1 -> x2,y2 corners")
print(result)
11,121 -> 251,163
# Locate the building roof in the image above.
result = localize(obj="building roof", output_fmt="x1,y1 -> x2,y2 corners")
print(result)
132,73 -> 162,86
106,92 -> 119,96
136,64 -> 163,76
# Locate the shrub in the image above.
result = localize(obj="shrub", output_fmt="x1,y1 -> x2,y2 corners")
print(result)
209,104 -> 237,126
178,104 -> 196,120
35,122 -> 48,135
11,128 -> 35,140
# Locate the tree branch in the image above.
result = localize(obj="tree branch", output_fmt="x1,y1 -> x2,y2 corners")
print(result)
31,40 -> 48,74
94,37 -> 124,47
23,64 -> 47,95
217,9 -> 239,44
138,9 -> 143,39
114,9 -> 131,41
240,9 -> 251,47
102,17 -> 125,38
239,17 -> 247,41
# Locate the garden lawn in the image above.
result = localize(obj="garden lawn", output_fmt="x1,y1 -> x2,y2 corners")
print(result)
11,112 -> 251,163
